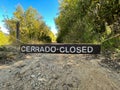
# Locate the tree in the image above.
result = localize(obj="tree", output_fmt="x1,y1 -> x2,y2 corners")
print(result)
56,0 -> 120,51
4,5 -> 55,44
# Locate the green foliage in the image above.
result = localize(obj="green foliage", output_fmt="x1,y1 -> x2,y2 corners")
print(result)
56,0 -> 120,52
4,5 -> 55,44
101,34 -> 120,51
0,30 -> 10,46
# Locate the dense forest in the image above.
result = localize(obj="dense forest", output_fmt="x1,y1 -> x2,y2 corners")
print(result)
4,5 -> 56,44
55,0 -> 120,52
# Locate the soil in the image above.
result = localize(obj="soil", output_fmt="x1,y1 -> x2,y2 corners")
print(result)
0,53 -> 120,90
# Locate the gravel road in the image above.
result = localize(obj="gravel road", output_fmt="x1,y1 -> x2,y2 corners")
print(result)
0,54 -> 120,90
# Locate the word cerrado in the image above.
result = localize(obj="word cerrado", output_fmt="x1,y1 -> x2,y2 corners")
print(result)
20,44 -> 101,54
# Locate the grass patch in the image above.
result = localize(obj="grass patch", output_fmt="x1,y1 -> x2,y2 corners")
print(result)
0,31 -> 11,46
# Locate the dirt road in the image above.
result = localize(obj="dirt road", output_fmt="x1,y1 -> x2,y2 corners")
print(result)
0,54 -> 120,90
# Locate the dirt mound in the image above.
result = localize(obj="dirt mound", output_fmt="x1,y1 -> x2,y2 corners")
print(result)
0,54 -> 120,90
0,46 -> 25,65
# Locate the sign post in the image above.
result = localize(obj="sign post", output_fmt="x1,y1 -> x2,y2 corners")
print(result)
16,21 -> 20,44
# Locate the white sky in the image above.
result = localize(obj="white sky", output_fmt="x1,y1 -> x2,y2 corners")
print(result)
0,22 -> 9,34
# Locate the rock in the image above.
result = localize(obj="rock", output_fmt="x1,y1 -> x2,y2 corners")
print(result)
25,55 -> 31,59
38,77 -> 46,82
31,75 -> 35,78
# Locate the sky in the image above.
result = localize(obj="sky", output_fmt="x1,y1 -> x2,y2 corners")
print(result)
0,0 -> 59,34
